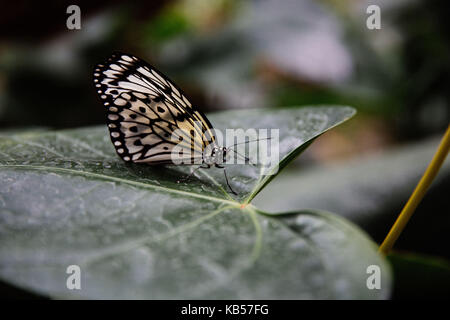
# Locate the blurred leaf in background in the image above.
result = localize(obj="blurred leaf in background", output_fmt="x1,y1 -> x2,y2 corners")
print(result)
1,0 -> 448,141
0,1 -> 168,129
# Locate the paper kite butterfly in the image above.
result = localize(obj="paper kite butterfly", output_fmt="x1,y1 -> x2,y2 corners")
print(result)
93,52 -> 243,194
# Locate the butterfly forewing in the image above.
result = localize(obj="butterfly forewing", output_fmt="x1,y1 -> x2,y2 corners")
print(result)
93,52 -> 215,164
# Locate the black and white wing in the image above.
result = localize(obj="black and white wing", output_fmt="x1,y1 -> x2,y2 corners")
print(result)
93,52 -> 215,164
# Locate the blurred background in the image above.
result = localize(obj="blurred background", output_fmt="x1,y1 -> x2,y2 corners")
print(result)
0,0 -> 449,299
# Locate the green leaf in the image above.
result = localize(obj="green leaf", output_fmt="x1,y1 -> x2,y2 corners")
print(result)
388,252 -> 450,299
0,106 -> 391,299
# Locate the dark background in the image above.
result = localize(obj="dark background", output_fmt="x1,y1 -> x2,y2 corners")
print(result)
0,0 -> 449,299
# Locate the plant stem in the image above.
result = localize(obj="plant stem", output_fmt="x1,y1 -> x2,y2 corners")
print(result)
379,124 -> 450,255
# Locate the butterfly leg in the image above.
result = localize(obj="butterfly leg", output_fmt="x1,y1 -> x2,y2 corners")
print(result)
220,166 -> 237,195
177,164 -> 210,184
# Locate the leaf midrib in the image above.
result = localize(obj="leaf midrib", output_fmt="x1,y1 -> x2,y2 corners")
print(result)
0,164 -> 239,206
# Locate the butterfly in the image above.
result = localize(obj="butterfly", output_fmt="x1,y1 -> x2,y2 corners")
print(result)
93,52 -> 247,194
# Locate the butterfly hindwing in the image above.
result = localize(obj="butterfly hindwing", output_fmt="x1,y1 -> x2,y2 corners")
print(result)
93,52 -> 215,164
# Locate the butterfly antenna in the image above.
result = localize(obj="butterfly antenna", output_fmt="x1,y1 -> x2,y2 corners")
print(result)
228,148 -> 258,167
227,137 -> 272,148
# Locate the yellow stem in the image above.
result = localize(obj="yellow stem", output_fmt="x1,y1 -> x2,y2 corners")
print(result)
379,124 -> 450,255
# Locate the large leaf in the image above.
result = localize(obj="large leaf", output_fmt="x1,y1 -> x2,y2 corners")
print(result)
0,106 -> 391,299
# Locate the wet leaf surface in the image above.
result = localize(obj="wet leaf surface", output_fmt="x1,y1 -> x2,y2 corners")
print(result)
0,106 -> 391,299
